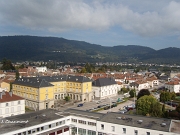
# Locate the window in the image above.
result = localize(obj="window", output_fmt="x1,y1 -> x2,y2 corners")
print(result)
11,102 -> 14,106
6,103 -> 8,106
88,122 -> 96,126
72,118 -> 77,123
49,124 -> 51,128
11,107 -> 14,113
123,128 -> 126,134
112,126 -> 115,132
78,120 -> 86,124
17,106 -> 21,111
37,128 -> 40,132
18,101 -> 20,104
147,132 -> 150,135
41,127 -> 44,130
5,108 -> 9,113
101,124 -> 104,130
134,130 -> 138,135
28,130 -> 31,134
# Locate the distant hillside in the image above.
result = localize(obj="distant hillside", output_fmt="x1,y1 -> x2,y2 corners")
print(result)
0,36 -> 180,64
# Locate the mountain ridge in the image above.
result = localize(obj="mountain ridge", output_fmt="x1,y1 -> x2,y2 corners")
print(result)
0,35 -> 180,64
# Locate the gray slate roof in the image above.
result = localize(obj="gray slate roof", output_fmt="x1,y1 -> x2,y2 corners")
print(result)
13,78 -> 54,88
13,75 -> 91,88
92,78 -> 117,87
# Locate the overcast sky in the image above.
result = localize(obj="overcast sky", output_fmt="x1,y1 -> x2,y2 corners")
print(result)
0,0 -> 180,50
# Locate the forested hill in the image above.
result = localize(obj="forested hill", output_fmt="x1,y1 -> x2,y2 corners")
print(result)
0,36 -> 180,64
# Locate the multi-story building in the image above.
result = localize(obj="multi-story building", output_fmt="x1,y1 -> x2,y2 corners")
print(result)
0,91 -> 25,118
36,66 -> 47,73
12,75 -> 92,110
0,109 -> 179,135
165,81 -> 180,93
92,78 -> 120,100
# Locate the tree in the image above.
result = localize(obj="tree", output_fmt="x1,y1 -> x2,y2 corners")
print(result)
19,64 -> 25,69
1,58 -> 15,70
80,67 -> 86,73
176,103 -> 180,113
16,70 -> 20,79
160,91 -> 176,102
121,88 -> 129,94
137,89 -> 150,100
84,63 -> 95,73
136,95 -> 162,117
162,103 -> 166,117
64,96 -> 70,102
170,92 -> 176,100
129,89 -> 136,98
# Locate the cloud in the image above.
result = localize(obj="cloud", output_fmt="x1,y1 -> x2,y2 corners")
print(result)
0,0 -> 180,37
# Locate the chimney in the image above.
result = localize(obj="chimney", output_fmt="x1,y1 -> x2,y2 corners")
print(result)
0,92 -> 2,99
9,91 -> 13,97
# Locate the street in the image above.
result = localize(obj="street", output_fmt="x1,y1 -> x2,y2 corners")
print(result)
54,94 -> 135,114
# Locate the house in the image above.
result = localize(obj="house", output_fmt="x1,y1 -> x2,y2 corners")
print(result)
36,66 -> 47,73
0,76 -> 15,92
165,81 -> 180,93
130,80 -> 149,91
92,78 -> 120,100
0,108 -> 179,135
0,91 -> 25,118
146,76 -> 159,88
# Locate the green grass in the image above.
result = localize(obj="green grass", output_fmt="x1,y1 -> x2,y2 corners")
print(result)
25,107 -> 34,112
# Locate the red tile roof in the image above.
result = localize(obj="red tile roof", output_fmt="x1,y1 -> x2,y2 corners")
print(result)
0,92 -> 24,103
165,81 -> 179,85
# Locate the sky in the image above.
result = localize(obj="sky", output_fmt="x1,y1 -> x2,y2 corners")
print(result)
0,0 -> 180,50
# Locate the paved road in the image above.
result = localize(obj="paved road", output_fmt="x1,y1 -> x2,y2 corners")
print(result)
99,100 -> 134,114
54,98 -> 135,114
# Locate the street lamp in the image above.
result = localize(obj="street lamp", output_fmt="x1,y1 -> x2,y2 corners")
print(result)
134,90 -> 136,103
108,97 -> 112,112
171,100 -> 173,111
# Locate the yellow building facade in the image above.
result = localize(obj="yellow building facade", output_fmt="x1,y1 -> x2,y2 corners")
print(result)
12,75 -> 92,110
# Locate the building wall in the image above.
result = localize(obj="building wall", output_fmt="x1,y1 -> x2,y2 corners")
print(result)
93,84 -> 119,100
96,121 -> 176,135
138,82 -> 149,91
0,99 -> 25,118
165,84 -> 180,93
12,77 -> 93,110
36,67 -> 47,73
1,114 -> 180,135
1,82 -> 10,92
12,84 -> 54,110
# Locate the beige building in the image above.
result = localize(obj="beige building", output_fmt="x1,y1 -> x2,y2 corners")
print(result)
12,75 -> 92,110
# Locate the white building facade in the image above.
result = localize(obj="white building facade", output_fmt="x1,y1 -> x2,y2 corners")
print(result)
92,78 -> 120,100
165,81 -> 180,93
0,109 -> 180,135
0,91 -> 25,118
36,66 -> 47,73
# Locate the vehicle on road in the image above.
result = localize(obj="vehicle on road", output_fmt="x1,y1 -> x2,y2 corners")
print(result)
119,109 -> 128,114
104,106 -> 110,110
77,103 -> 83,107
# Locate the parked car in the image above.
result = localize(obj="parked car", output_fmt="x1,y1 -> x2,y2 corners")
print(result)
98,105 -> 103,108
119,109 -> 128,114
77,103 -> 83,107
104,106 -> 110,110
111,103 -> 117,108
